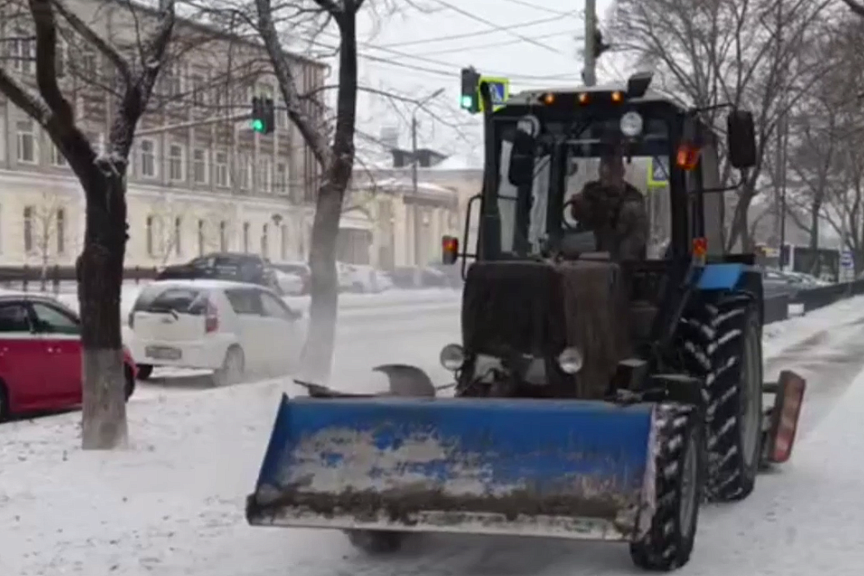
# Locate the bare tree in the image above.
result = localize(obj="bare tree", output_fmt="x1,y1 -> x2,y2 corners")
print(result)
0,0 -> 178,448
250,0 -> 370,383
22,191 -> 70,286
610,0 -> 831,251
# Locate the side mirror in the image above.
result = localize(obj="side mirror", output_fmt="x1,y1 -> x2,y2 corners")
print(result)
507,130 -> 536,186
442,235 -> 459,265
727,110 -> 756,169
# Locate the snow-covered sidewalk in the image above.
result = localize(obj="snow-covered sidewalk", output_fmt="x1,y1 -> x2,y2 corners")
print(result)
3,296 -> 864,575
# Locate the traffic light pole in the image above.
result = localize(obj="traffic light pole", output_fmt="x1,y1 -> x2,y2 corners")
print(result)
583,0 -> 597,86
134,111 -> 253,137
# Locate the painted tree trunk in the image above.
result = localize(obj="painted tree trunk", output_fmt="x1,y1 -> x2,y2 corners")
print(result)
77,175 -> 128,450
299,184 -> 343,384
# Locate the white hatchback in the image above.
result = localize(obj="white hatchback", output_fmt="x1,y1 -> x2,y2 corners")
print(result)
127,279 -> 307,386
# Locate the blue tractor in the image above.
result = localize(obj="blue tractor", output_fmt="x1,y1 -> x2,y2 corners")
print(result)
245,72 -> 806,571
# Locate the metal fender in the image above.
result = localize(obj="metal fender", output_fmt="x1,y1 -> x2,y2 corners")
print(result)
697,263 -> 747,291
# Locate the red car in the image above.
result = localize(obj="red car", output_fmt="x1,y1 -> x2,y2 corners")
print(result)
0,292 -> 137,420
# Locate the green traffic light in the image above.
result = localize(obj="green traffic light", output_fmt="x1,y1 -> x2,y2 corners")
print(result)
460,95 -> 473,109
252,119 -> 265,132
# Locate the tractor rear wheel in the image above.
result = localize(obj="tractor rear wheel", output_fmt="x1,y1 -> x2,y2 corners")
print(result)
629,403 -> 704,571
680,294 -> 763,502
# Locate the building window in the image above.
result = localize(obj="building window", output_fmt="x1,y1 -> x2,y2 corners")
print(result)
146,215 -> 155,256
261,224 -> 269,257
16,119 -> 36,164
236,154 -> 251,190
169,143 -> 184,182
139,139 -> 157,178
190,73 -> 207,106
258,158 -> 272,193
50,142 -> 67,167
275,163 -> 287,194
56,208 -> 65,254
23,206 -> 33,252
219,221 -> 227,252
242,222 -> 250,252
11,32 -> 34,74
215,151 -> 228,187
85,131 -> 104,155
174,216 -> 182,256
55,39 -> 67,78
276,99 -> 288,130
192,148 -> 207,184
162,64 -> 183,98
198,219 -> 205,256
280,224 -> 288,260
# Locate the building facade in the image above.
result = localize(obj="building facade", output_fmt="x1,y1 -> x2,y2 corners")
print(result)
0,0 -> 326,268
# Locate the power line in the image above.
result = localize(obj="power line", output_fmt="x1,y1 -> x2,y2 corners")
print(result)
374,13 -> 572,48
306,30 -> 579,82
428,0 -> 567,55
498,0 -> 574,16
421,29 -> 579,57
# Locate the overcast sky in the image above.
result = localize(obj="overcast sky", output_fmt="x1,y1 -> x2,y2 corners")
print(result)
296,0 -> 622,168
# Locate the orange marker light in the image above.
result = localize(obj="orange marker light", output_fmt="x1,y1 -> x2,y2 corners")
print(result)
692,237 -> 707,257
611,91 -> 623,103
676,143 -> 701,171
578,92 -> 590,105
542,93 -> 556,105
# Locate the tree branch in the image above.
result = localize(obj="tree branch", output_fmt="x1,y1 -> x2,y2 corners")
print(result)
29,0 -> 74,125
50,0 -> 131,85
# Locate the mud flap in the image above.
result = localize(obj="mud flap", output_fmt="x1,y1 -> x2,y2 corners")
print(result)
246,395 -> 666,542
761,370 -> 806,464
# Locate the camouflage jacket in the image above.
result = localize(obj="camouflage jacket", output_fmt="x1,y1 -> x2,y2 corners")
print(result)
570,181 -> 649,260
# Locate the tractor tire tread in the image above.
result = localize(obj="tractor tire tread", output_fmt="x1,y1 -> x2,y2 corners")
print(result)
679,292 -> 761,503
630,403 -> 703,571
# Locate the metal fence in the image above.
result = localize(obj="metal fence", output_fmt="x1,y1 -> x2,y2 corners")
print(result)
764,279 -> 864,324
0,265 -> 158,293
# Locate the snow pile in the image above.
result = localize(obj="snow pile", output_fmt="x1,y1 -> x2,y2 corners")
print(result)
763,295 -> 864,358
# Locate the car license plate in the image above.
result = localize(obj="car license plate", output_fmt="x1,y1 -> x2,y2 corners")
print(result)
145,346 -> 182,360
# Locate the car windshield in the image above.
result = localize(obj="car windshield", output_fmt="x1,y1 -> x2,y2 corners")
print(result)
494,112 -> 674,259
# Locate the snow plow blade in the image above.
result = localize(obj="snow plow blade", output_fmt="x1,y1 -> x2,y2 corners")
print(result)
246,395 -> 662,541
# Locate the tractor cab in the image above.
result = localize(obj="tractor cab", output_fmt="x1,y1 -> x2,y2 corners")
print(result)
440,72 -> 759,398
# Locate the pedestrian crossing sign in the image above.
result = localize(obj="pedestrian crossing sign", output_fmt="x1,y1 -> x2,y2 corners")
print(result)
648,156 -> 669,188
478,76 -> 510,112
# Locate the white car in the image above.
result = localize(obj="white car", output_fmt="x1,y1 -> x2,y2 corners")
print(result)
127,279 -> 307,386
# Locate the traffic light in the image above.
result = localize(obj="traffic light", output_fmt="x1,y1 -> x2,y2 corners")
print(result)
593,28 -> 611,59
460,67 -> 481,114
251,96 -> 275,134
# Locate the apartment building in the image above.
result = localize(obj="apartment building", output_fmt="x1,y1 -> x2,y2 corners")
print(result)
0,0 -> 325,267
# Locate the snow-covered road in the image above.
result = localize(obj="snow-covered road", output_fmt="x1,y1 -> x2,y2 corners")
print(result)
4,296 -> 864,575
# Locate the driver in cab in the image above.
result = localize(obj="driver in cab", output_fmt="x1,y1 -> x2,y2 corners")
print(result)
568,145 -> 649,261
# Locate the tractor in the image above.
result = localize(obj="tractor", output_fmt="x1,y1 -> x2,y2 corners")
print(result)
245,71 -> 806,571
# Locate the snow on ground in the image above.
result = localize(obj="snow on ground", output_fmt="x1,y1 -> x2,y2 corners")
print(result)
4,297 -> 864,575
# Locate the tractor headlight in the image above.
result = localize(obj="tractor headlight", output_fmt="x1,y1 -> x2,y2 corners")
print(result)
557,347 -> 584,374
620,111 -> 644,137
439,344 -> 465,372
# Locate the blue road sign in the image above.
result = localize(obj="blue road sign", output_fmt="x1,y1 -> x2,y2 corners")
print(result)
648,156 -> 669,187
478,76 -> 510,112
841,250 -> 853,268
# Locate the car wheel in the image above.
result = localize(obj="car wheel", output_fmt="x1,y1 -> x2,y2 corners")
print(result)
212,346 -> 245,387
136,364 -> 154,381
124,365 -> 136,401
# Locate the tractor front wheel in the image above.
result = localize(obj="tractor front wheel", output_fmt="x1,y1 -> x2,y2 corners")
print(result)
630,404 -> 704,571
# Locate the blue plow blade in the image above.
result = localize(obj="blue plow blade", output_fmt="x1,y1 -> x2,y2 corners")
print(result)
246,395 -> 661,541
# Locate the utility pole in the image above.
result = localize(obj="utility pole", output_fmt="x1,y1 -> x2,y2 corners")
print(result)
410,87 -> 444,265
583,0 -> 597,86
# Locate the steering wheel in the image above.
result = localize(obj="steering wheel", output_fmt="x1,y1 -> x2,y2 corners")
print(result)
562,198 -> 580,231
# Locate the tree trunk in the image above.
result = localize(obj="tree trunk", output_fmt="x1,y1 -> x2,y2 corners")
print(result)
299,182 -> 344,384
77,175 -> 128,450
